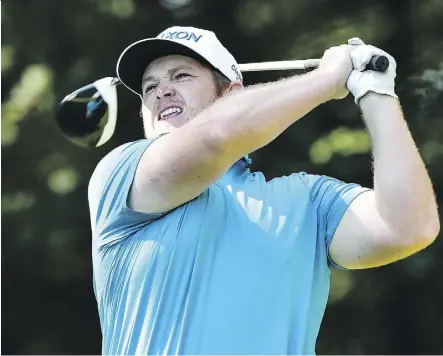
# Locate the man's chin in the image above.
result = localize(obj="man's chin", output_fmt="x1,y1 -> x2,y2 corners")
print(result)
165,112 -> 190,126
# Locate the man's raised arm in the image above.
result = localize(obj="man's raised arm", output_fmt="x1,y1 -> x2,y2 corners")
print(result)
329,40 -> 439,269
129,45 -> 354,214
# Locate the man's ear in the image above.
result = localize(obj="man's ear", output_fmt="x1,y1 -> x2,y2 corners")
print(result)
226,81 -> 244,94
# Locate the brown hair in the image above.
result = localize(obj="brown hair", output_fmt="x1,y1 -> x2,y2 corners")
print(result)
210,68 -> 232,97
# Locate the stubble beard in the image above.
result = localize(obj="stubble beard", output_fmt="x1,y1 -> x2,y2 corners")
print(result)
188,92 -> 221,123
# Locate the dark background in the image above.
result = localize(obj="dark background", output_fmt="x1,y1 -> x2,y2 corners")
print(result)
2,0 -> 443,354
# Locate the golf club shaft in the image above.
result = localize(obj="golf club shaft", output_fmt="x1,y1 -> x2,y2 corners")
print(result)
239,59 -> 319,72
238,55 -> 389,73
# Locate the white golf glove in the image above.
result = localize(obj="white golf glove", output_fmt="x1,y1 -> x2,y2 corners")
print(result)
346,37 -> 398,104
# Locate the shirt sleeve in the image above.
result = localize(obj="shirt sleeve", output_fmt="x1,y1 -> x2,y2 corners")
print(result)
297,172 -> 371,269
88,139 -> 164,248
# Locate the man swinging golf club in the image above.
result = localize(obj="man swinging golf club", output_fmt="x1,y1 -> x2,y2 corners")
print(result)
88,26 -> 439,355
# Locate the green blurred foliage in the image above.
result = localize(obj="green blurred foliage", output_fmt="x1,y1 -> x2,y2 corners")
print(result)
2,0 -> 443,354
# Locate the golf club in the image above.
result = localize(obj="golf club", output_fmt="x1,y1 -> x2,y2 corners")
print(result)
56,55 -> 389,148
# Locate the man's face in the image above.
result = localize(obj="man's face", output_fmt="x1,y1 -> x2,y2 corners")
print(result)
140,54 -> 219,139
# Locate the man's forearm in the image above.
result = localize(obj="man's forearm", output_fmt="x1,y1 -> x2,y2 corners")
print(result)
188,68 -> 336,159
360,93 -> 440,238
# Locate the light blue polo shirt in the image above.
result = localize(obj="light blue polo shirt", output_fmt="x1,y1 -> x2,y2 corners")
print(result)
88,138 -> 369,355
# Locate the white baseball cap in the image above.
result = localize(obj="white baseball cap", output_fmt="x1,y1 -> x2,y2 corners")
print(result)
116,26 -> 243,96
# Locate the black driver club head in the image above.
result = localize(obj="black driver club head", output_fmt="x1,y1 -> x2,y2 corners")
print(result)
56,77 -> 120,148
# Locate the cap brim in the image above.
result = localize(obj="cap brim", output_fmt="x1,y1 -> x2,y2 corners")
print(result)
116,38 -> 212,96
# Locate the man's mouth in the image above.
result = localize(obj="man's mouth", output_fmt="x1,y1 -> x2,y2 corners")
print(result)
158,106 -> 183,121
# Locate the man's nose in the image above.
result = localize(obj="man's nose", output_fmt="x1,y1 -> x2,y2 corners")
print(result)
156,84 -> 176,99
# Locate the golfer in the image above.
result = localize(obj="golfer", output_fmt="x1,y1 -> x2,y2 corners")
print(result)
88,26 -> 439,355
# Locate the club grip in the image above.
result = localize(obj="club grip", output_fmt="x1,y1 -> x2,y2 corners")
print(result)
366,55 -> 389,72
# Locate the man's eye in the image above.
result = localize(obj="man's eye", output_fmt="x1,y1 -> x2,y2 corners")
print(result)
175,73 -> 191,80
144,84 -> 157,94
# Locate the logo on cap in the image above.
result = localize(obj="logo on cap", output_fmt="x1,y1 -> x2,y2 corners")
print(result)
159,31 -> 203,43
231,64 -> 242,81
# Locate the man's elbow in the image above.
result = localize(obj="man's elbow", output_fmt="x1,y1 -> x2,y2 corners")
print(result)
423,215 -> 440,243
411,213 -> 440,251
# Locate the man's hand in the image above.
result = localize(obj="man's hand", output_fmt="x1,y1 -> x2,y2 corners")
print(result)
346,38 -> 399,104
319,44 -> 354,100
